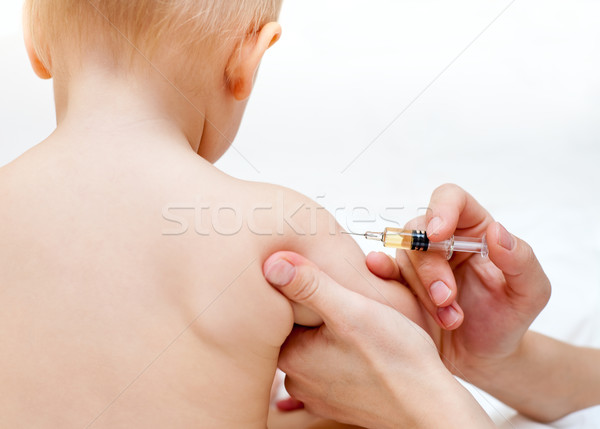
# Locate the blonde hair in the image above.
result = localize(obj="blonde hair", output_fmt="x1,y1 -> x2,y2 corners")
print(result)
25,0 -> 282,77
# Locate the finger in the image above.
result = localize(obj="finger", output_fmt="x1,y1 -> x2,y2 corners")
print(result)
365,251 -> 401,280
263,251 -> 363,329
405,247 -> 458,308
395,250 -> 464,329
425,184 -> 492,240
402,217 -> 460,308
278,325 -> 320,376
283,374 -> 306,405
486,222 -> 551,306
436,301 -> 464,331
276,397 -> 305,412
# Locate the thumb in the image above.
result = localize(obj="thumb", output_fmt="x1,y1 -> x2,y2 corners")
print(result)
487,222 -> 551,306
263,251 -> 357,327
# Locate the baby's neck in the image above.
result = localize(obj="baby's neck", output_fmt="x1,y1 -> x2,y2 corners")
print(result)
52,65 -> 206,155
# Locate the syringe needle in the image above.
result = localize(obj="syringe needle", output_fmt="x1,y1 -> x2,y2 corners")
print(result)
342,231 -> 385,241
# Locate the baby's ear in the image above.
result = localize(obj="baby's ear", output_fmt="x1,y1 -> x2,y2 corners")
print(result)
225,22 -> 281,101
23,7 -> 52,80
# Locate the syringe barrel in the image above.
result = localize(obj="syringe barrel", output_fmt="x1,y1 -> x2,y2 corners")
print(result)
381,228 -> 488,260
381,228 -> 416,250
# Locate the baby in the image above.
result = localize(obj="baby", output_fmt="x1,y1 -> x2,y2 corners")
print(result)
0,1 -> 437,428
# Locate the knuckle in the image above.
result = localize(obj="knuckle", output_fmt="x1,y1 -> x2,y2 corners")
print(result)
289,267 -> 320,303
434,182 -> 459,195
412,255 -> 437,277
404,216 -> 424,230
518,241 -> 543,277
520,240 -> 537,267
516,240 -> 552,304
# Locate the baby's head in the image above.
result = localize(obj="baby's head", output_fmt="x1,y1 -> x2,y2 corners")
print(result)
23,0 -> 283,160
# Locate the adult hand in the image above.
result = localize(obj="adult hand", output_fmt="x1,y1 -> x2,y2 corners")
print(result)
366,184 -> 551,384
263,251 -> 494,429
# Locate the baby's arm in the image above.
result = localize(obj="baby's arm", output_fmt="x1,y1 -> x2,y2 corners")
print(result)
258,186 -> 436,337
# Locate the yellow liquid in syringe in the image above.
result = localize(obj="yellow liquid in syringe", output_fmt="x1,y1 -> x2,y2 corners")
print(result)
382,228 -> 419,250
381,228 -> 430,251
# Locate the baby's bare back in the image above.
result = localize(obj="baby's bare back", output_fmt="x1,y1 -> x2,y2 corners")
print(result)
0,139 -> 295,428
0,134 -> 430,428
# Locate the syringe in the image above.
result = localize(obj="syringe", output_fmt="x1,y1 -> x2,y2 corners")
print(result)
344,228 -> 488,260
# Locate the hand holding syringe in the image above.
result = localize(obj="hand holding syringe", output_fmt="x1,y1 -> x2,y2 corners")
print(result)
344,227 -> 488,260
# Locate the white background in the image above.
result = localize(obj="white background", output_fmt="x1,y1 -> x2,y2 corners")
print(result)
1,1 -> 600,427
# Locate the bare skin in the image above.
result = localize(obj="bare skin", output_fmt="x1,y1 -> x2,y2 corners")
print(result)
0,17 -> 436,429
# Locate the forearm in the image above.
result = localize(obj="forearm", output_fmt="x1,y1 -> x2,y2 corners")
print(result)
470,331 -> 600,422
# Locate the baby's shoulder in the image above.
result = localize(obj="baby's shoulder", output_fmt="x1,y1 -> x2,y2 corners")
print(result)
173,160 -> 330,239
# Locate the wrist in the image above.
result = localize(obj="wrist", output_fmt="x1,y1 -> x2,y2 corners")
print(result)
454,334 -> 530,391
422,374 -> 494,429
386,370 -> 493,429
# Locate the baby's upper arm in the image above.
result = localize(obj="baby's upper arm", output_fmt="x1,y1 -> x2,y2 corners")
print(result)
267,187 -> 430,331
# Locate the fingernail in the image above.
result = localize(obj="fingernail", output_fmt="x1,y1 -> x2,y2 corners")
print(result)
438,305 -> 460,328
277,398 -> 305,411
265,259 -> 296,287
497,223 -> 515,251
430,281 -> 452,306
427,216 -> 443,237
